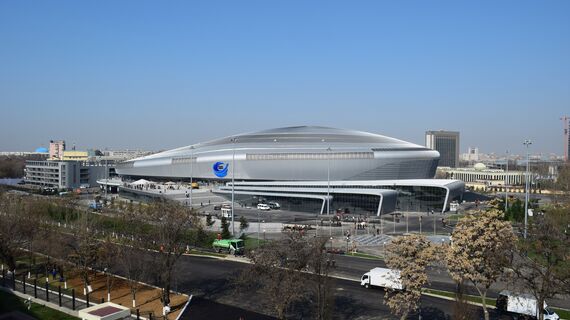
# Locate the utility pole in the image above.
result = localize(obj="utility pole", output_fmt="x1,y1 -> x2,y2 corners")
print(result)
327,147 -> 331,216
231,138 -> 236,236
505,150 -> 509,212
523,140 -> 532,239
190,146 -> 194,208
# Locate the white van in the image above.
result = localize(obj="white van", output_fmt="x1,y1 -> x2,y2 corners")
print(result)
257,203 -> 271,211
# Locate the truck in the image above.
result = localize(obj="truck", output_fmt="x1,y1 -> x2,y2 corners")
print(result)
361,267 -> 403,290
88,201 -> 102,210
212,239 -> 245,255
496,290 -> 559,320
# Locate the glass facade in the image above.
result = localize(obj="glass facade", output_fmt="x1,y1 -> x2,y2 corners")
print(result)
218,183 -> 464,216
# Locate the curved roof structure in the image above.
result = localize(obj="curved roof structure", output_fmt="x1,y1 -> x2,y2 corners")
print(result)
117,126 -> 439,181
131,126 -> 428,162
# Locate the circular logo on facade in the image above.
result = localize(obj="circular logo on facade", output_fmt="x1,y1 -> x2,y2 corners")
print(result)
212,162 -> 229,178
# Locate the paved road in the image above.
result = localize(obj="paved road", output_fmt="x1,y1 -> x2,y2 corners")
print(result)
172,254 -> 515,319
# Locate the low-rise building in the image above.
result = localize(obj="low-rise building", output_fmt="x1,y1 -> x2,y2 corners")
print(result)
438,163 -> 527,186
24,160 -> 111,190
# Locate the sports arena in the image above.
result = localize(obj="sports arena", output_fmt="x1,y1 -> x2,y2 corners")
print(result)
115,126 -> 464,215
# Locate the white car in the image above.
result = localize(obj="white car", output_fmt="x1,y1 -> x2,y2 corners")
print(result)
257,203 -> 271,211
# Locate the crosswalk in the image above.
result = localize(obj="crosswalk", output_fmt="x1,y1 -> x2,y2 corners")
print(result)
353,234 -> 392,246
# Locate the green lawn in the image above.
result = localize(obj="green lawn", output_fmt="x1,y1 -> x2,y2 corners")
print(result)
0,290 -> 78,320
346,252 -> 383,260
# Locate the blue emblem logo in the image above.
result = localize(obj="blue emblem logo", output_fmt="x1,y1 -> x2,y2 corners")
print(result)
213,162 -> 229,178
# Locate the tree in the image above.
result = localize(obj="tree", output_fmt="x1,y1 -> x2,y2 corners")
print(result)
446,209 -> 516,320
118,239 -> 152,307
306,236 -> 335,320
205,213 -> 214,228
237,233 -> 309,319
66,210 -> 101,296
384,234 -> 435,320
239,215 -> 249,235
116,204 -> 154,308
220,216 -> 231,239
510,206 -> 570,320
0,193 -> 41,271
145,200 -> 194,314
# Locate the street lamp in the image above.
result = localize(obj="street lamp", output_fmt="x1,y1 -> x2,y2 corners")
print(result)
505,150 -> 509,212
326,146 -> 331,217
231,137 -> 237,237
523,140 -> 532,239
190,146 -> 194,208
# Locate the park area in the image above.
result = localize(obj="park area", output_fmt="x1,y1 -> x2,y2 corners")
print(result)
1,252 -> 189,319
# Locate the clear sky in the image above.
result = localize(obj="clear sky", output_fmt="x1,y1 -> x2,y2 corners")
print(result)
1,1 -> 568,156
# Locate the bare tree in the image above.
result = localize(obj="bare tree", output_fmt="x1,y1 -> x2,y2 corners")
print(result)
446,209 -> 516,320
66,210 -> 101,295
117,240 -> 152,307
116,206 -> 154,308
511,206 -> 570,320
144,200 -> 193,314
306,236 -> 335,320
384,234 -> 435,320
237,233 -> 309,319
0,193 -> 41,271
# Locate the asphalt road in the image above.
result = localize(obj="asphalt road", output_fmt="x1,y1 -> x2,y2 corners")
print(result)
172,254 -> 514,319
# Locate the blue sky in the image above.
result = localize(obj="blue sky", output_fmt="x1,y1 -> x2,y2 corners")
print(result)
1,1 -> 568,156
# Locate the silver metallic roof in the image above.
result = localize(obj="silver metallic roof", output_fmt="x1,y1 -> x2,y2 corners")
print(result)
129,126 -> 428,162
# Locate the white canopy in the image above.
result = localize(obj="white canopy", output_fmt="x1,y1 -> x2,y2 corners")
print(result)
131,179 -> 151,186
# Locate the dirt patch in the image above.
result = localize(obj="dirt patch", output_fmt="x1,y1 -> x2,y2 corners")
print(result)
62,270 -> 188,319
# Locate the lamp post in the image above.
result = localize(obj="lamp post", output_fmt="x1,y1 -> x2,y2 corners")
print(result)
523,140 -> 532,239
327,146 -> 332,236
327,147 -> 331,217
505,150 -> 509,212
190,146 -> 194,208
231,138 -> 236,236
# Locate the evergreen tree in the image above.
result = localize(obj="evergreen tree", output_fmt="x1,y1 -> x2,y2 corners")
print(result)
239,215 -> 249,234
221,216 -> 231,239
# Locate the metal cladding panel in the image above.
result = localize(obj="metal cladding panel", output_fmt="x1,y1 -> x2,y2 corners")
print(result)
115,126 -> 440,181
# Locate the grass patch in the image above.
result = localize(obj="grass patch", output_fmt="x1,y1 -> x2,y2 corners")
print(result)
0,290 -> 78,320
243,236 -> 268,250
346,252 -> 383,260
553,308 -> 570,319
424,288 -> 495,307
187,249 -> 226,258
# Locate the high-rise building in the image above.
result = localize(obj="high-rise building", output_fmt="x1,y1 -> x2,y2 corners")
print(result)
426,130 -> 460,167
49,140 -> 65,160
562,116 -> 570,162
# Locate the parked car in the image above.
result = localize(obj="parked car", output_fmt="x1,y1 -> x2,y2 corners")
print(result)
268,202 -> 280,209
257,203 -> 271,211
213,205 -> 221,211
